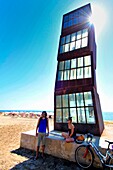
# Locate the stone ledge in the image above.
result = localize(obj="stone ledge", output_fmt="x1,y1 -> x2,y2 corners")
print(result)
20,130 -> 108,168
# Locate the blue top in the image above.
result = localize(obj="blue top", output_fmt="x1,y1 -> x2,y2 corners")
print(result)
38,118 -> 47,133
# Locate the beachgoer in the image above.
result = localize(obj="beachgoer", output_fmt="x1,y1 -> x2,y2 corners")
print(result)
35,111 -> 49,159
62,117 -> 76,142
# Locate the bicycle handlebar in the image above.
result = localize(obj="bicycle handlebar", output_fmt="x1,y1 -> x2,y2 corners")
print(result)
87,133 -> 93,142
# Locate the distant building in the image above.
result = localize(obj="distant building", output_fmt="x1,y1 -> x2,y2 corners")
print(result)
54,3 -> 104,136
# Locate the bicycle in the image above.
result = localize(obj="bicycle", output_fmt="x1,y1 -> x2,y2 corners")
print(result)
75,133 -> 113,169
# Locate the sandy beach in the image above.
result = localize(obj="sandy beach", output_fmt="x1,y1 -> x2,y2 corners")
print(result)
0,114 -> 53,170
0,114 -> 113,170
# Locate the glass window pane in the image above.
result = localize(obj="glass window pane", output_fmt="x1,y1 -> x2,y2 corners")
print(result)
63,22 -> 68,29
70,69 -> 76,80
76,39 -> 81,49
58,71 -> 63,81
73,18 -> 79,25
66,35 -> 70,43
77,57 -> 83,67
69,20 -> 73,27
77,108 -> 86,123
79,16 -> 86,23
65,60 -> 70,70
62,94 -> 68,107
84,92 -> 93,106
63,108 -> 69,123
71,59 -> 76,68
69,13 -> 74,19
60,45 -> 65,54
69,93 -> 76,107
84,55 -> 91,66
70,108 -> 77,123
86,107 -> 95,123
61,37 -> 65,45
56,95 -> 61,108
64,15 -> 69,22
77,68 -> 83,79
70,42 -> 75,51
84,66 -> 91,78
74,11 -> 79,17
64,70 -> 70,80
65,44 -> 69,52
76,93 -> 84,106
71,33 -> 76,41
82,29 -> 88,38
82,37 -> 88,47
59,61 -> 64,70
56,109 -> 62,123
77,31 -> 82,40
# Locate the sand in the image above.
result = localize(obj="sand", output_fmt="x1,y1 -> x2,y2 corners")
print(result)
0,114 -> 113,170
0,115 -> 43,170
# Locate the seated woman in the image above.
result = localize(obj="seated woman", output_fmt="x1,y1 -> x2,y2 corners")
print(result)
62,117 -> 76,142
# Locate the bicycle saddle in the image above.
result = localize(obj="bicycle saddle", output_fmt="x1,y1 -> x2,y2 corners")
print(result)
105,140 -> 113,144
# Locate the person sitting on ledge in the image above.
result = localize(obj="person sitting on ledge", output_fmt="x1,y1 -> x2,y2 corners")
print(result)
35,111 -> 49,159
62,117 -> 76,142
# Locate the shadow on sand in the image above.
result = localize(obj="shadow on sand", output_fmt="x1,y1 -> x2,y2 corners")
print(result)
10,147 -> 101,170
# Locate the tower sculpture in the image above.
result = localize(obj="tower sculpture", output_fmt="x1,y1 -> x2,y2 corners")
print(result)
54,4 -> 104,136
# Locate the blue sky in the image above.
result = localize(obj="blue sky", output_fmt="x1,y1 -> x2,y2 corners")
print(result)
0,0 -> 113,112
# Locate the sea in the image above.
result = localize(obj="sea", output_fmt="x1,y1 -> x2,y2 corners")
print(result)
0,110 -> 113,121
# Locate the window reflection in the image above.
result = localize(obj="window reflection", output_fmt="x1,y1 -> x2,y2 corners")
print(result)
63,5 -> 90,29
69,93 -> 76,107
77,31 -> 82,40
82,29 -> 88,38
76,93 -> 84,106
70,108 -> 77,123
70,69 -> 76,80
76,39 -> 81,49
84,92 -> 93,106
61,37 -> 65,45
65,60 -> 70,70
84,55 -> 91,66
77,108 -> 86,123
77,68 -> 83,79
77,57 -> 83,67
60,45 -> 65,53
59,28 -> 88,54
84,67 -> 91,78
71,59 -> 76,68
58,71 -> 63,81
55,91 -> 95,124
57,55 -> 91,81
56,96 -> 61,108
65,44 -> 69,52
63,108 -> 69,123
64,70 -> 70,80
62,94 -> 68,107
71,33 -> 76,41
70,42 -> 75,51
56,109 -> 62,123
59,61 -> 64,70
86,107 -> 95,123
82,37 -> 88,47
66,35 -> 70,43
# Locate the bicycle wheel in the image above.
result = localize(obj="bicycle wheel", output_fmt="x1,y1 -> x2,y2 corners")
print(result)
108,158 -> 113,170
75,145 -> 94,169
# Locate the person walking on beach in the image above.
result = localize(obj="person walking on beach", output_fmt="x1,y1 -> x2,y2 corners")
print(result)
62,117 -> 76,142
35,111 -> 49,159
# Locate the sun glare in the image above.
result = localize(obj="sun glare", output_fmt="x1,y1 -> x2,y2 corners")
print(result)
89,4 -> 107,37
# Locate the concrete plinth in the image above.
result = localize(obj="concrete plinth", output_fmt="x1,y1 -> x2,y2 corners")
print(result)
20,130 -> 111,168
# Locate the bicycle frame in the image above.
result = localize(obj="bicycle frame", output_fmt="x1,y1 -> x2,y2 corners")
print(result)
87,140 -> 113,167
